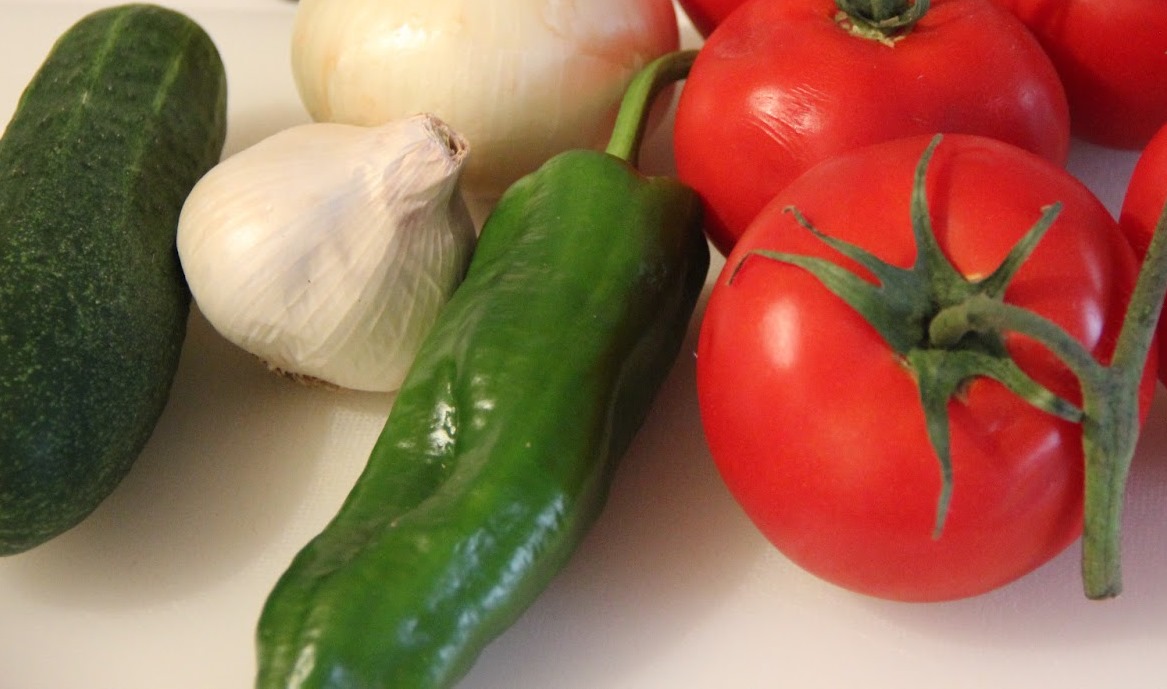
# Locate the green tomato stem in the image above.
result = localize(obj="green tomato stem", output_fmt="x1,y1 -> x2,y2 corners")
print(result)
733,132 -> 1164,598
835,0 -> 929,44
928,295 -> 1101,381
929,200 -> 1167,599
744,131 -> 1167,598
605,50 -> 698,167
1081,200 -> 1167,598
734,135 -> 1083,539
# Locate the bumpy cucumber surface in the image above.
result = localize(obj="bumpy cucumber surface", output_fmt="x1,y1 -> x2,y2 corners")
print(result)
0,4 -> 228,554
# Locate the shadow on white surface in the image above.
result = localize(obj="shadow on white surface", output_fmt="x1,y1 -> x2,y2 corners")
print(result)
3,309 -> 391,609
864,388 -> 1167,650
223,103 -> 312,158
458,295 -> 780,687
1065,140 -> 1142,216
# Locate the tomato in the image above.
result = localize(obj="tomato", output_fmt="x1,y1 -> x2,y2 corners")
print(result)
1119,123 -> 1167,257
675,0 -> 748,35
989,0 -> 1167,150
672,0 -> 1070,256
696,134 -> 1155,602
1120,122 -> 1167,381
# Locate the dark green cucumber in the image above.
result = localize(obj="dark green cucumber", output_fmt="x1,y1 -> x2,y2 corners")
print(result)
0,4 -> 228,554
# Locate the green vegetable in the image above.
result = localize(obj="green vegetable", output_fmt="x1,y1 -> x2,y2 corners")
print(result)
0,4 -> 228,554
256,50 -> 706,688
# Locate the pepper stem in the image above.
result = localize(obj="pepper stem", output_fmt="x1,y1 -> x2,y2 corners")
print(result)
606,50 -> 698,166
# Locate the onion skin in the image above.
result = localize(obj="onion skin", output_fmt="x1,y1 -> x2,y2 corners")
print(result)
290,0 -> 680,198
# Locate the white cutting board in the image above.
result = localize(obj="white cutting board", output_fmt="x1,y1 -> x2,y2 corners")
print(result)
1,2 -> 1165,688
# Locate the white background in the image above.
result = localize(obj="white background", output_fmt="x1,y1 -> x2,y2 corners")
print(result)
1,1 -> 1165,688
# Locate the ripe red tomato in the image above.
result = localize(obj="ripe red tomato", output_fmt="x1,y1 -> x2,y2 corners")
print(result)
1120,122 -> 1167,380
675,0 -> 748,35
1119,123 -> 1167,257
989,0 -> 1167,150
696,134 -> 1155,602
673,0 -> 1071,256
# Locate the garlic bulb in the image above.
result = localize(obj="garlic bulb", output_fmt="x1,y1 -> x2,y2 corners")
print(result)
177,114 -> 476,393
290,0 -> 680,198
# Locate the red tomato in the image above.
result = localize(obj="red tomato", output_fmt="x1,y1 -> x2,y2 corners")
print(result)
1120,122 -> 1167,381
696,134 -> 1155,602
989,0 -> 1167,150
675,0 -> 748,35
1119,123 -> 1167,257
673,0 -> 1071,256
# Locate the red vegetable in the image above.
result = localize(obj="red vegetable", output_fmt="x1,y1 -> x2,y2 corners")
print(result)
1120,122 -> 1167,380
989,0 -> 1167,150
1120,123 -> 1167,257
696,134 -> 1154,601
673,0 -> 1070,256
675,0 -> 748,35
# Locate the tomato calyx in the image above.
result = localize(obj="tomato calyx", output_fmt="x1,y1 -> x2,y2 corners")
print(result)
834,0 -> 930,46
730,135 -> 1080,538
928,199 -> 1167,599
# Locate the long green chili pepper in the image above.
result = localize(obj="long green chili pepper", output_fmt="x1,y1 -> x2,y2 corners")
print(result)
255,49 -> 707,689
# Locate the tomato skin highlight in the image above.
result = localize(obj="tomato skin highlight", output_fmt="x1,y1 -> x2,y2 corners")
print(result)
673,0 -> 1070,256
989,0 -> 1167,150
1120,123 -> 1167,382
696,134 -> 1153,602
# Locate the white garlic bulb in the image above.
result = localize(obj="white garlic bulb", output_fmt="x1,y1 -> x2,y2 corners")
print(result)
177,114 -> 476,393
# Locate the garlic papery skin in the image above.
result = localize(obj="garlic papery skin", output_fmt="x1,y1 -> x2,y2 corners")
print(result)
290,0 -> 680,199
177,114 -> 476,393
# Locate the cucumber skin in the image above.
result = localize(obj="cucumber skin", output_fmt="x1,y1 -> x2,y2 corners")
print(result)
0,4 -> 228,554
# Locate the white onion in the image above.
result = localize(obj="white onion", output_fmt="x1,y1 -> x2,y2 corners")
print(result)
290,0 -> 680,198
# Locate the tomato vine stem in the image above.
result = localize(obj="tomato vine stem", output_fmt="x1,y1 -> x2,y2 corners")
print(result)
930,201 -> 1167,599
732,134 -> 1081,539
733,133 -> 1167,598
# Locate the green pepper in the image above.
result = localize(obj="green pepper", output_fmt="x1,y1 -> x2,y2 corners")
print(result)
255,50 -> 707,689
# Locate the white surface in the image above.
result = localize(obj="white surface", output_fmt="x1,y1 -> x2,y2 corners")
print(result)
2,2 -> 1166,688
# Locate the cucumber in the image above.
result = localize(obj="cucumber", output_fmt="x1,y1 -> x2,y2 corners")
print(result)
0,4 -> 228,554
